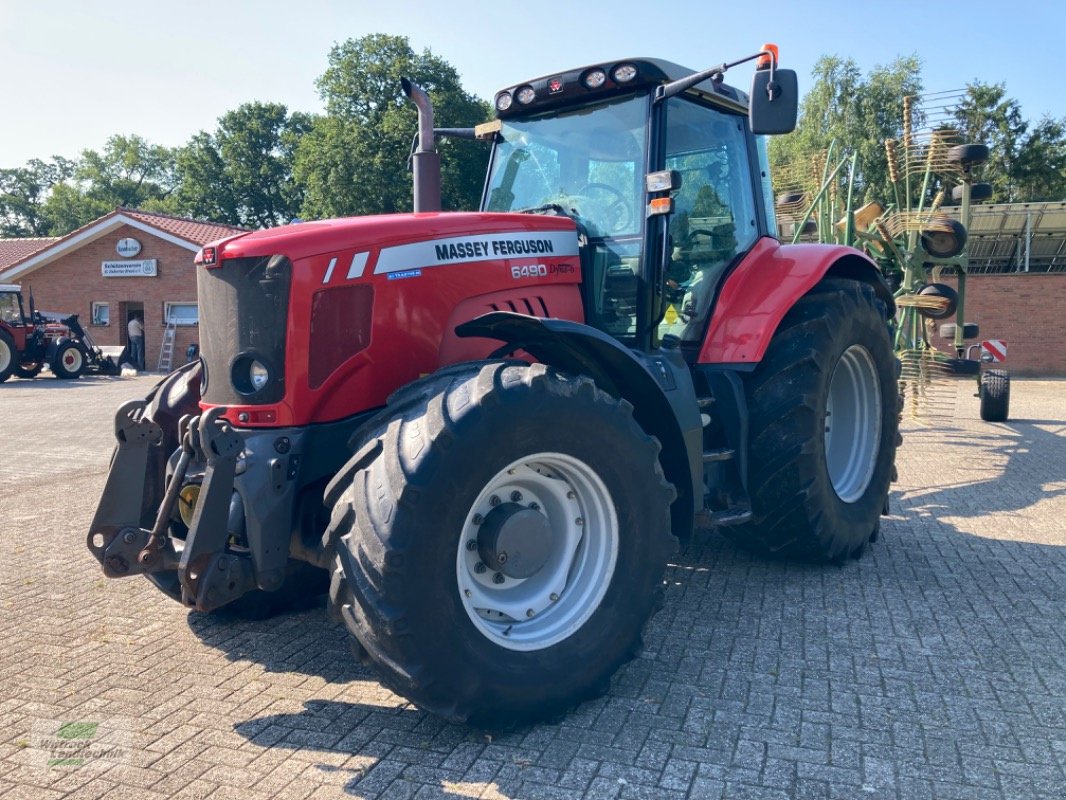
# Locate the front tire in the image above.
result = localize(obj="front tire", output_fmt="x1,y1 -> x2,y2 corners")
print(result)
52,341 -> 85,379
726,279 -> 899,562
326,362 -> 675,727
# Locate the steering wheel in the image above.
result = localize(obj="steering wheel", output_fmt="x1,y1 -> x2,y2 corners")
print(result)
578,183 -> 633,233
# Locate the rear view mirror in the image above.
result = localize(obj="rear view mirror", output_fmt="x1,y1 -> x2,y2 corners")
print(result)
749,68 -> 798,135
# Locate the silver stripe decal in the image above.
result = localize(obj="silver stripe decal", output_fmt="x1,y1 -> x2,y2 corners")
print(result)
346,252 -> 369,280
322,256 -> 337,284
373,230 -> 579,274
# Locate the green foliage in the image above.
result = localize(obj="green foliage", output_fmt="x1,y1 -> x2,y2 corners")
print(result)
169,102 -> 311,227
770,55 -> 923,206
773,58 -> 1066,209
1,33 -> 489,237
295,33 -> 489,218
0,157 -> 74,235
954,82 -> 1066,202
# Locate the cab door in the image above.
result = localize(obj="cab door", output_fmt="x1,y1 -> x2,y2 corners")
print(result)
656,97 -> 761,347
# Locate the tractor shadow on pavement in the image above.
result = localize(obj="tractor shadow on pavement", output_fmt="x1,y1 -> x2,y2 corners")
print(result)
220,508 -> 1064,798
897,415 -> 1066,519
205,400 -> 1066,797
0,374 -> 134,390
185,599 -> 373,685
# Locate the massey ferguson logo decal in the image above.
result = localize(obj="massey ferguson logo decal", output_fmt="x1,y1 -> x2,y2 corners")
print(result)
374,231 -> 579,274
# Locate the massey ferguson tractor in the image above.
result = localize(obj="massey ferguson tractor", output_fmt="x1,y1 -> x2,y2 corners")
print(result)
87,48 -> 900,728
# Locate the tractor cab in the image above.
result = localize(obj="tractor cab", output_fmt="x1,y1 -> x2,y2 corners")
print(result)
0,284 -> 30,328
481,55 -> 797,353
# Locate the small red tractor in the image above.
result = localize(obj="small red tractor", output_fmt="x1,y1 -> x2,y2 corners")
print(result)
88,48 -> 900,727
0,284 -> 119,381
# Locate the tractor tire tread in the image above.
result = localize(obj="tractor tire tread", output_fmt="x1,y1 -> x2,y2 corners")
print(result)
721,279 -> 898,562
325,361 -> 675,728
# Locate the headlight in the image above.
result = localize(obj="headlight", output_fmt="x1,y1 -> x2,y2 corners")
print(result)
230,352 -> 275,396
583,69 -> 607,89
612,63 -> 638,83
249,360 -> 269,391
515,86 -> 536,105
494,92 -> 513,112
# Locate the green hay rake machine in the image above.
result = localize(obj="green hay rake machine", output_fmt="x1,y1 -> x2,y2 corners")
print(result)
775,93 -> 1010,421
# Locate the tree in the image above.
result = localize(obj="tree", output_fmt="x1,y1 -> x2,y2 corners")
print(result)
295,34 -> 489,219
32,135 -> 177,233
770,55 -> 922,207
952,82 -> 1027,201
0,157 -> 75,236
77,134 -> 177,208
169,103 -> 312,227
952,82 -> 1066,202
1012,116 -> 1066,201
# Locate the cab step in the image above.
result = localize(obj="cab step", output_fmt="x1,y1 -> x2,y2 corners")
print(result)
696,505 -> 753,527
702,448 -> 736,464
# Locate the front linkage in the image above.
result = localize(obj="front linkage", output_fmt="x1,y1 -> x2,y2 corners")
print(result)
87,404 -> 254,611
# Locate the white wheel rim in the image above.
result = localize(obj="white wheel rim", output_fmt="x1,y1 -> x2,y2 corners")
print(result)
0,339 -> 10,372
456,452 -> 618,652
63,348 -> 83,372
824,345 -> 882,503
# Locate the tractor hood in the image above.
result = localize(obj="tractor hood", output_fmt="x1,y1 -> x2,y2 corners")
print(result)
200,212 -> 579,268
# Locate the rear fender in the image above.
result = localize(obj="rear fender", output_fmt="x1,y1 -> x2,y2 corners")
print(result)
697,237 -> 894,365
457,312 -> 701,539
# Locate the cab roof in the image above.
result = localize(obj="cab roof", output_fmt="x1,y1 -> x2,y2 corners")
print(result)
493,57 -> 748,119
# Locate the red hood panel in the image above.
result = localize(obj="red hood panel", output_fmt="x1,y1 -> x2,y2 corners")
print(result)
215,212 -> 578,263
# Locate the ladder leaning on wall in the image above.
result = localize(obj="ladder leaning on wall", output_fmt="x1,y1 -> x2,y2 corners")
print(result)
157,320 -> 177,372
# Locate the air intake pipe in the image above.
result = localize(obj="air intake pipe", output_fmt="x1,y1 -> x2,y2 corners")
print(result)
401,78 -> 442,213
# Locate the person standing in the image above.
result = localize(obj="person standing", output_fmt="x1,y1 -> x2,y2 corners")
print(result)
128,313 -> 145,371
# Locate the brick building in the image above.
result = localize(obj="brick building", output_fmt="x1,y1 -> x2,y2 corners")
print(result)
0,208 -> 244,370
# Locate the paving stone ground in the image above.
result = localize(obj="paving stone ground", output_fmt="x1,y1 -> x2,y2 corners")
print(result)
0,373 -> 1063,799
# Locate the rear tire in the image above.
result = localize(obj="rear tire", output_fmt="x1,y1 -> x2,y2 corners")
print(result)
0,329 -> 15,382
52,341 -> 85,379
980,369 -> 1010,422
325,362 -> 675,728
725,279 -> 898,561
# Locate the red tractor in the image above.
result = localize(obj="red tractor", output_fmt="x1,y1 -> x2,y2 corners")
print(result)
0,284 -> 118,381
87,48 -> 900,728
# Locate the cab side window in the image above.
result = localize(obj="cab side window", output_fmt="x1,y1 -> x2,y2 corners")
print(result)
661,98 -> 758,342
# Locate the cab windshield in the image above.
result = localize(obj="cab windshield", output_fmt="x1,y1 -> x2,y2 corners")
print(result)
484,95 -> 647,239
484,95 -> 648,340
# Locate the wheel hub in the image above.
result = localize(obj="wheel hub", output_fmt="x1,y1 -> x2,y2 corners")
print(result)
477,502 -> 552,579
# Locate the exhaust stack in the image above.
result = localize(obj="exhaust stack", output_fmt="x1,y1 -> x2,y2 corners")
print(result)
401,78 -> 442,213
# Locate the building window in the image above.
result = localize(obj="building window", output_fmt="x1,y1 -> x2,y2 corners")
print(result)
91,301 -> 109,326
164,302 -> 198,326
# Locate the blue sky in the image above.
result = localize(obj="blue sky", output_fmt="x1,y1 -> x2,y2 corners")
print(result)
1,0 -> 1062,166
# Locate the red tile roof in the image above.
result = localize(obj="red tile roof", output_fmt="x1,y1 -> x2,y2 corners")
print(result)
0,237 -> 60,271
0,208 -> 248,281
118,207 -> 247,246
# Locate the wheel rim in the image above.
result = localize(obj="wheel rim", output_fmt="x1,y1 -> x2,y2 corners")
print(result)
456,452 -> 618,652
824,345 -> 882,503
63,348 -> 83,372
0,339 -> 10,372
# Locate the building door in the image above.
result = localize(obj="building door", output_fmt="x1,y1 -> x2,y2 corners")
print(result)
119,301 -> 145,362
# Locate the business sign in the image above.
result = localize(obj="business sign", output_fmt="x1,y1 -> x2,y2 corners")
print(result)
102,259 -> 157,277
115,237 -> 142,257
